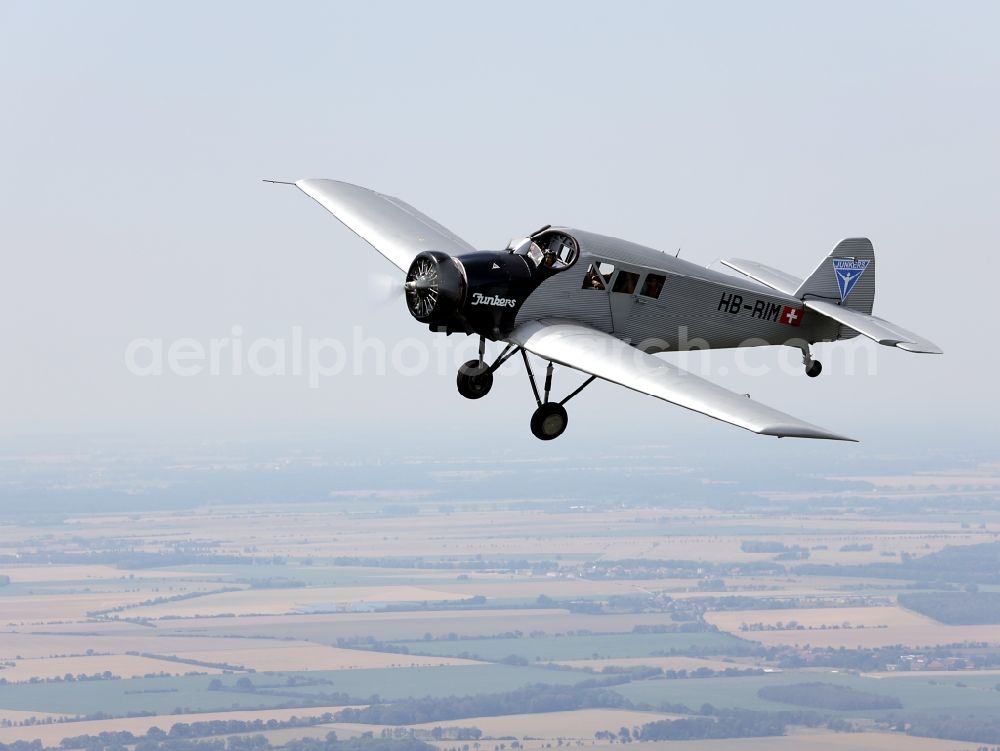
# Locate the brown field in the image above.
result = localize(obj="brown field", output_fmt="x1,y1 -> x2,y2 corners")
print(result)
0,632 -> 307,661
707,605 -> 1000,648
0,707 -> 361,746
323,709 -> 686,740
0,565 -> 208,583
171,643 -> 481,671
0,654 -> 225,681
0,591 -> 164,626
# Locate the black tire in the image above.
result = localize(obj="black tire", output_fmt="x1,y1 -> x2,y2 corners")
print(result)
530,403 -> 568,441
457,360 -> 493,399
806,360 -> 823,378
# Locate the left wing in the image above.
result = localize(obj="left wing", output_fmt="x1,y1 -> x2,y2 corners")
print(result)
294,179 -> 475,271
507,320 -> 854,441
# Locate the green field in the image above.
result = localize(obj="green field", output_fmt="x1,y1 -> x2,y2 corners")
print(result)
0,664 -> 586,716
614,669 -> 1000,717
391,631 -> 752,661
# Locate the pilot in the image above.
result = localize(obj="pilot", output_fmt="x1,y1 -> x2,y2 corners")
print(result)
542,252 -> 556,268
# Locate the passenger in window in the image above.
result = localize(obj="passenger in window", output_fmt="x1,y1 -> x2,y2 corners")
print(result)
582,267 -> 604,289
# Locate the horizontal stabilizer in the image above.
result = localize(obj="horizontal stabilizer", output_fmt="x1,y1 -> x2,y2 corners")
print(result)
719,258 -> 803,296
508,319 -> 855,441
804,300 -> 942,354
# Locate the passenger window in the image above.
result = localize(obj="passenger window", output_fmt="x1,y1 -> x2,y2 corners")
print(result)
597,262 -> 615,282
581,263 -> 606,290
612,271 -> 639,294
640,273 -> 666,299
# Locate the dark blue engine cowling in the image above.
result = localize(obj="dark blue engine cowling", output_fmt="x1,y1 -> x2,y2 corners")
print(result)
404,250 -> 549,339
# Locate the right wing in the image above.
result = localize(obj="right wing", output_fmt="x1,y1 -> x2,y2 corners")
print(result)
719,258 -> 803,296
294,179 -> 475,271
508,319 -> 854,441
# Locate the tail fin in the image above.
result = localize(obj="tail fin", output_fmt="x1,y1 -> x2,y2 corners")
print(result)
794,238 -> 875,314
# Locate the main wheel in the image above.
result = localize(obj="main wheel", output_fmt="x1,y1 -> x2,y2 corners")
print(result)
457,360 -> 493,399
530,403 -> 568,441
806,360 -> 823,378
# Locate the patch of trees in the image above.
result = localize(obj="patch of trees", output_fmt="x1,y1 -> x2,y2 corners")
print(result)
839,543 -> 873,552
628,706 -> 859,741
757,682 -> 902,710
0,672 -> 120,686
636,712 -> 786,740
128,652 -> 248,673
797,542 -> 1000,585
906,716 -> 1000,744
899,591 -> 1000,625
0,575 -> 10,586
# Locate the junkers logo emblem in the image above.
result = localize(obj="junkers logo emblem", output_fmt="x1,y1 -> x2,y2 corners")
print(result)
471,292 -> 517,308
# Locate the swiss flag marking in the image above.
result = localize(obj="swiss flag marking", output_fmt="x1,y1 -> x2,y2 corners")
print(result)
781,306 -> 803,327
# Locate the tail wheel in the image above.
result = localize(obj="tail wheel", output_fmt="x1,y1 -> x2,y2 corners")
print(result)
457,360 -> 493,399
530,403 -> 568,440
806,360 -> 823,378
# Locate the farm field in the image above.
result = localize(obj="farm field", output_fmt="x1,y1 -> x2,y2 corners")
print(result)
0,706 -> 358,746
324,708 -> 687,740
3,460 -> 1000,748
390,632 -> 752,662
554,656 -> 756,671
169,643 -> 481,671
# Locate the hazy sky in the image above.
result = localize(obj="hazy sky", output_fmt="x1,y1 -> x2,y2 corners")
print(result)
2,1 -> 998,458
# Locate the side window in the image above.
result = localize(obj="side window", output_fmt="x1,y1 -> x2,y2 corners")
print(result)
640,273 -> 666,299
581,263 -> 606,290
598,262 -> 615,282
612,271 -> 639,294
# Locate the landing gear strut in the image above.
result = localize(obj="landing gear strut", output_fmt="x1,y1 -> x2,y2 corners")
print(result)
456,339 -> 493,399
456,339 -> 596,441
801,345 -> 823,378
521,352 -> 596,441
456,338 -> 520,400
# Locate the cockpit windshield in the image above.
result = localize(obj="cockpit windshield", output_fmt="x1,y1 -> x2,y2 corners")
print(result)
509,237 -> 545,267
508,229 -> 579,271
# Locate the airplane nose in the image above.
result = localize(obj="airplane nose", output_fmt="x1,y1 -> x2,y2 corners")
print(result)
405,278 -> 434,292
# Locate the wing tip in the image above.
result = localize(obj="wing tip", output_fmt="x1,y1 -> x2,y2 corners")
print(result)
761,425 -> 858,442
896,341 -> 944,355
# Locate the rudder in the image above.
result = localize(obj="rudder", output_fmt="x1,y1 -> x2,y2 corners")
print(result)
794,238 -> 875,314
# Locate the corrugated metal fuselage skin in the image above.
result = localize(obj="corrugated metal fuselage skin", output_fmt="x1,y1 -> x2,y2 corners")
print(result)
513,228 -> 842,351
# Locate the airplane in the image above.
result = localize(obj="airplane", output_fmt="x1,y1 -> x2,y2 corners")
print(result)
272,178 -> 942,443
